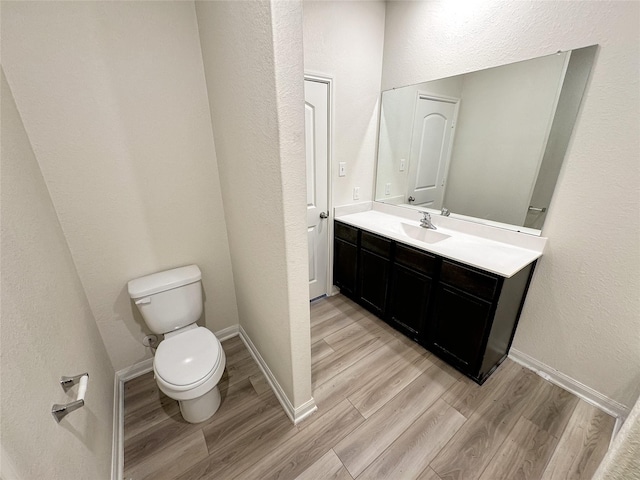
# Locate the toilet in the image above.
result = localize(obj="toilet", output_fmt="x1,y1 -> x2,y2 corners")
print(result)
127,265 -> 226,423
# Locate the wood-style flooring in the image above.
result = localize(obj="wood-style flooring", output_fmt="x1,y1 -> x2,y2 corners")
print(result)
123,294 -> 615,480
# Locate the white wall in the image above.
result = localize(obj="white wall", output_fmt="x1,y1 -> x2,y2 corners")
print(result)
1,70 -> 114,480
303,0 -> 386,207
375,86 -> 415,202
1,1 -> 239,371
383,0 -> 640,409
195,0 -> 313,408
444,52 -> 567,225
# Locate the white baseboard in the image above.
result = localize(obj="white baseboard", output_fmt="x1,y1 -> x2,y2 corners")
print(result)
292,397 -> 319,424
238,325 -> 317,424
110,373 -> 123,480
509,348 -> 629,423
111,324 -> 316,479
111,357 -> 154,480
117,358 -> 154,383
213,324 -> 240,342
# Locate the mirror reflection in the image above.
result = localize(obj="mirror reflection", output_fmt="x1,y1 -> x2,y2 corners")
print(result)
375,45 -> 597,233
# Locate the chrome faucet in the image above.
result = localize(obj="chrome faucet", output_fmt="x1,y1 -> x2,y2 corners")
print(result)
441,207 -> 450,217
420,211 -> 437,230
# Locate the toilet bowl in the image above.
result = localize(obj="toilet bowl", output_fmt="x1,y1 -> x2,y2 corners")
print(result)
127,265 -> 226,423
154,324 -> 226,423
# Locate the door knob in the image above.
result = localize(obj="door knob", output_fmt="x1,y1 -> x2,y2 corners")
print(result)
408,196 -> 415,202
319,211 -> 329,219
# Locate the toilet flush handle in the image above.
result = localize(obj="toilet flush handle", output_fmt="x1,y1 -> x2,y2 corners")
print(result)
135,297 -> 151,305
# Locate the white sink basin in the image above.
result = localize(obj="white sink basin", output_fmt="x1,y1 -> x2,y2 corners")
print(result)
400,223 -> 451,244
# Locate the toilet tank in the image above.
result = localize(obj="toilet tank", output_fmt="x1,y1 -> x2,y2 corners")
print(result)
127,265 -> 203,335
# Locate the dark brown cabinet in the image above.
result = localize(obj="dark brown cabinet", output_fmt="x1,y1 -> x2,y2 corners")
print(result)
430,283 -> 493,371
333,222 -> 359,297
429,260 -> 498,374
333,220 -> 535,384
358,232 -> 392,317
386,244 -> 436,341
359,249 -> 390,316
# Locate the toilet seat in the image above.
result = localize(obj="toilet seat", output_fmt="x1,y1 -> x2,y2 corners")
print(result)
154,327 -> 224,392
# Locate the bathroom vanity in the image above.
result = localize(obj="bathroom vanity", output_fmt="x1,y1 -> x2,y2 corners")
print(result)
343,45 -> 596,384
333,208 -> 545,384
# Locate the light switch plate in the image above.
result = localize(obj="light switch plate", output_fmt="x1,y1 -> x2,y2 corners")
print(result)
400,158 -> 406,171
339,162 -> 346,177
385,183 -> 391,195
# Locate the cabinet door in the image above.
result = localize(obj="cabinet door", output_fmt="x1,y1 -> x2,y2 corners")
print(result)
333,238 -> 358,298
387,264 -> 431,340
430,284 -> 492,374
359,249 -> 390,317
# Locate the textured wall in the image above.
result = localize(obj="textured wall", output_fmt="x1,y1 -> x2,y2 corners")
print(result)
196,0 -> 312,407
1,1 -> 239,370
303,0 -> 386,207
271,0 -> 315,406
1,70 -> 114,480
383,0 -> 640,408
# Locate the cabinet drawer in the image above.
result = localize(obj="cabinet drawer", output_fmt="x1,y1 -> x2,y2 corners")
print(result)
440,260 -> 499,301
335,221 -> 358,244
361,231 -> 392,258
394,243 -> 437,277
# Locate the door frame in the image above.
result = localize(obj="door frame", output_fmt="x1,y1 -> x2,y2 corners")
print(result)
407,91 -> 461,208
304,73 -> 334,298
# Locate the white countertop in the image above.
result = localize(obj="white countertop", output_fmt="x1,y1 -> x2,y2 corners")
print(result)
335,207 -> 546,278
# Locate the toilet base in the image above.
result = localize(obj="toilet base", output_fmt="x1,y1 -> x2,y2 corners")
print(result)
178,385 -> 221,423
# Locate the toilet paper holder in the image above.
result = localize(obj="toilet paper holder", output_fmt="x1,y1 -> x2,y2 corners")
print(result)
51,373 -> 89,423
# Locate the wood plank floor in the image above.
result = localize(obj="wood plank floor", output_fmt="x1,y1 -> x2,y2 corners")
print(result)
123,294 -> 615,480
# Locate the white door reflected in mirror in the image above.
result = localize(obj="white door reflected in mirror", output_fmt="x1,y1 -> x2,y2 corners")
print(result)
406,95 -> 458,209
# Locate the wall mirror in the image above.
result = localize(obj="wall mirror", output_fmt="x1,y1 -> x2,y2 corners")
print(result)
374,45 -> 597,234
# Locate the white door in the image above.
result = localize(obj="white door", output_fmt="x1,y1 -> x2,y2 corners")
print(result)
304,78 -> 330,300
407,95 -> 458,208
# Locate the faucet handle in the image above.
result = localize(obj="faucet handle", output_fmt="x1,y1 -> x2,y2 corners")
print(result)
420,211 -> 437,229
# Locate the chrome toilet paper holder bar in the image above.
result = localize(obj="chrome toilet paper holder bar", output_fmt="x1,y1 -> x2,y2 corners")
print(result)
51,373 -> 89,423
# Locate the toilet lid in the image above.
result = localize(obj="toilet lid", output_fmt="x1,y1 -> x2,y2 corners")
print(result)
154,327 -> 222,387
